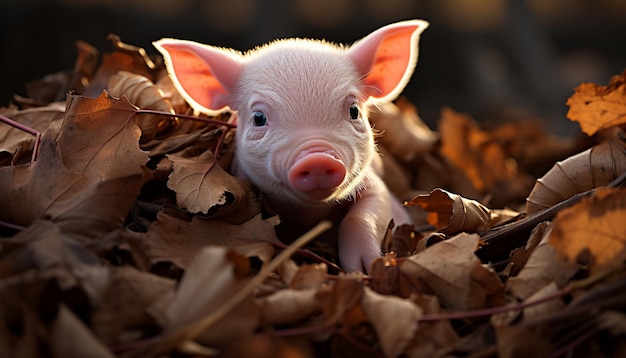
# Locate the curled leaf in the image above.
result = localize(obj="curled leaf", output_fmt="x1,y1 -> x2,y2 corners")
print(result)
526,138 -> 626,214
406,188 -> 505,234
108,71 -> 175,142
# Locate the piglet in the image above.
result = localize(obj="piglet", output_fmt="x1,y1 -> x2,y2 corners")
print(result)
154,20 -> 428,272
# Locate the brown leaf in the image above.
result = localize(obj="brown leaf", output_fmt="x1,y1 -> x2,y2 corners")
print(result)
317,275 -> 365,327
108,71 -> 176,142
526,138 -> 626,214
361,287 -> 422,358
0,279 -> 114,358
167,153 -> 251,216
142,212 -> 280,269
406,188 -> 494,234
164,246 -> 259,347
369,97 -> 438,162
0,220 -> 110,303
90,266 -> 176,344
566,69 -> 626,136
495,324 -> 553,358
506,222 -> 578,301
401,233 -> 503,310
406,294 -> 459,357
549,187 -> 626,275
438,107 -> 533,205
0,102 -> 65,165
58,91 -> 148,181
258,288 -> 319,325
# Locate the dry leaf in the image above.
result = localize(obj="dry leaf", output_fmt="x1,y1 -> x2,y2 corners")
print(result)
406,188 -> 494,234
142,212 -> 280,269
401,233 -> 503,310
368,97 -> 438,162
167,153 -> 250,216
108,71 -> 175,142
0,102 -> 65,165
165,246 -> 259,347
526,138 -> 626,214
506,223 -> 579,300
495,324 -> 553,358
361,287 -> 422,358
317,275 -> 365,327
566,69 -> 626,136
50,304 -> 116,358
406,294 -> 459,357
90,266 -> 176,345
58,91 -> 148,181
258,288 -> 319,325
549,187 -> 626,275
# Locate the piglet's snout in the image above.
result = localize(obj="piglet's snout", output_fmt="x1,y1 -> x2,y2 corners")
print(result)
288,152 -> 346,193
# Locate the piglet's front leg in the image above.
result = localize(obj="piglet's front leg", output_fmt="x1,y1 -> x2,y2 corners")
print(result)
338,168 -> 400,273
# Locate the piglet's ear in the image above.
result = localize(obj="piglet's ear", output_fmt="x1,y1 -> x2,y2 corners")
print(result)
348,20 -> 428,102
153,39 -> 243,114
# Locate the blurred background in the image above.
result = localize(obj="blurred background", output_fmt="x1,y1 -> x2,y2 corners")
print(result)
1,0 -> 625,134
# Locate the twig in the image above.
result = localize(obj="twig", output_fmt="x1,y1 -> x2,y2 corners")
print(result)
0,114 -> 41,165
140,220 -> 333,356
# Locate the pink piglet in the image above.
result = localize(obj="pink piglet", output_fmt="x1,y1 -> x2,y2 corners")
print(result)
154,20 -> 429,272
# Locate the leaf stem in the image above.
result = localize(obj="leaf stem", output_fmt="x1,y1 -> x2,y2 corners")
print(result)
134,109 -> 237,128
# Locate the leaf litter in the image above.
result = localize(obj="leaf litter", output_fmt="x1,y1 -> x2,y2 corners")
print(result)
0,35 -> 625,358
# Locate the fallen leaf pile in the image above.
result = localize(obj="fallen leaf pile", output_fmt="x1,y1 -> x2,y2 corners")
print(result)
0,37 -> 625,357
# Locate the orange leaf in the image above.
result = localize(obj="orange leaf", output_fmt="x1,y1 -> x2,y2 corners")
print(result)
566,69 -> 626,136
549,187 -> 626,275
406,188 -> 510,234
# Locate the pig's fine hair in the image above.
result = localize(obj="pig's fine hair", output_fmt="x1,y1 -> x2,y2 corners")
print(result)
154,20 -> 428,272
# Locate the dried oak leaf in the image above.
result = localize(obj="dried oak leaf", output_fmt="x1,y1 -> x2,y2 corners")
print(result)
401,233 -> 503,310
141,212 -> 280,269
58,91 -> 148,181
549,187 -> 626,275
566,69 -> 626,136
406,188 -> 514,235
164,246 -> 259,347
361,286 -> 423,358
167,153 -> 251,216
0,134 -> 147,239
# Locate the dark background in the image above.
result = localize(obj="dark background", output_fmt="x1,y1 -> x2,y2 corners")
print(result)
1,0 -> 625,135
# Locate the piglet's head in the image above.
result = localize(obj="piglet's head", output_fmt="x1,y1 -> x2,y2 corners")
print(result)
154,20 -> 428,207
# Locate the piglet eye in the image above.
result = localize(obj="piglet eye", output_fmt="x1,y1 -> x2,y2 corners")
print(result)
349,104 -> 359,120
253,111 -> 267,126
